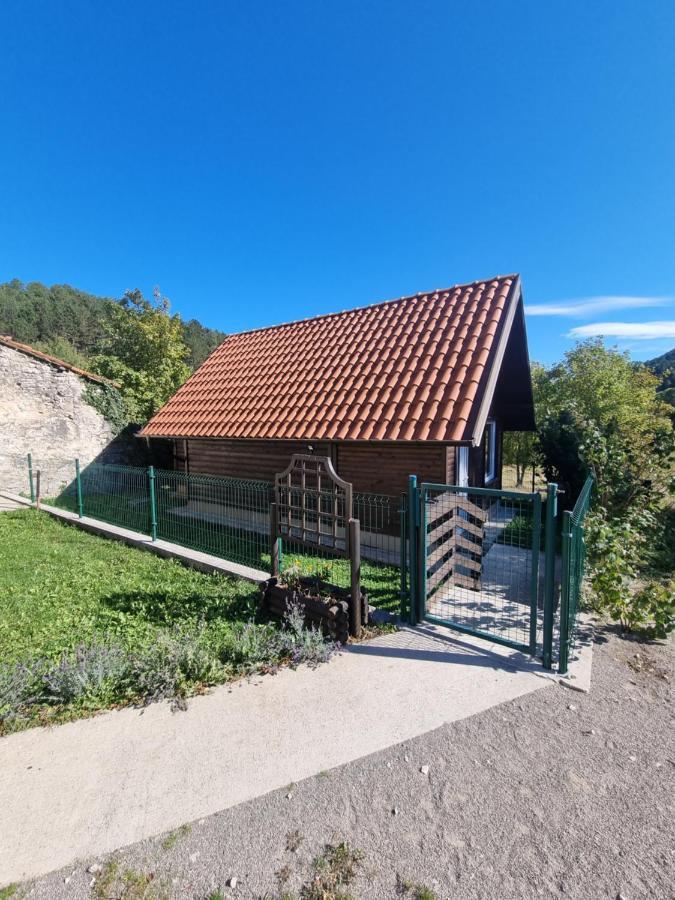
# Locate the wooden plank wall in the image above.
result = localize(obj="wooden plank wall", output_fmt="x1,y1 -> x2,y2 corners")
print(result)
179,438 -> 447,497
444,446 -> 456,485
186,439 -> 330,482
335,443 -> 446,496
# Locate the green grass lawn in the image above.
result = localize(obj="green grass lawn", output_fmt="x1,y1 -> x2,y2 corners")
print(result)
48,490 -> 405,613
0,510 -> 336,734
0,509 -> 258,666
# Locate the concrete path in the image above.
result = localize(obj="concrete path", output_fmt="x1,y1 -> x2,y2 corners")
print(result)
22,628 -> 664,900
0,625 -> 555,886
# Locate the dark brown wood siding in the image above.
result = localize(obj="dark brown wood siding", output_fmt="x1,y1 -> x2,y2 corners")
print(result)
178,438 -> 447,496
444,447 -> 456,484
186,439 -> 330,482
334,443 -> 446,496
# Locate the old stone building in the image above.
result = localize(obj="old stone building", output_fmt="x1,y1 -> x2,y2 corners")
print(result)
0,335 -> 125,496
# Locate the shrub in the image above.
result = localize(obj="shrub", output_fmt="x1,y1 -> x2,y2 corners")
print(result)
219,620 -> 281,670
621,580 -> 674,638
0,609 -> 337,729
41,643 -> 129,705
130,624 -> 225,706
0,661 -> 44,722
278,602 -> 338,667
587,511 -> 674,637
535,341 -> 674,632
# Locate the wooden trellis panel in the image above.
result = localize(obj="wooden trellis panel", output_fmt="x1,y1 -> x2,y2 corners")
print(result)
271,454 -> 362,637
274,455 -> 353,554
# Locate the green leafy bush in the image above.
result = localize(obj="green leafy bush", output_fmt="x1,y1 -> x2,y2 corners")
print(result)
601,578 -> 675,639
535,341 -> 674,631
82,382 -> 130,434
587,510 -> 674,637
631,581 -> 675,638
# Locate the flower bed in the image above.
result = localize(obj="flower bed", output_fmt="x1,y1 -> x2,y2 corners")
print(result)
260,574 -> 369,644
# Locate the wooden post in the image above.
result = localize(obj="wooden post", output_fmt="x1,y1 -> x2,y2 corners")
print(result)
349,517 -> 361,638
35,470 -> 41,509
270,501 -> 280,577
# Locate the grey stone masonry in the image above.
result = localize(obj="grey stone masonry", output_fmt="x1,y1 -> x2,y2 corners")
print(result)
0,342 -> 116,496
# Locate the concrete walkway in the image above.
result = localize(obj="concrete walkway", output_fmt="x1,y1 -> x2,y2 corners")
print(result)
0,495 -> 22,511
0,625 -> 557,887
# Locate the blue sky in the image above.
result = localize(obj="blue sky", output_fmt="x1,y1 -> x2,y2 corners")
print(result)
1,0 -> 674,365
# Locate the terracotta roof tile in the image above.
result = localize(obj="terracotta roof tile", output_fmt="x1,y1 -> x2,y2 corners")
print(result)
141,275 -> 519,443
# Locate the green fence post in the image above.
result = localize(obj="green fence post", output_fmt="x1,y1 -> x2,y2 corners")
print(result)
558,510 -> 573,675
528,491 -> 542,655
75,458 -> 84,518
542,481 -> 559,669
407,475 -> 418,625
27,453 -> 35,503
148,466 -> 158,541
399,493 -> 408,615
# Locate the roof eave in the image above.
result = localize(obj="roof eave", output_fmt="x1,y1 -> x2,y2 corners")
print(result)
467,275 -> 526,447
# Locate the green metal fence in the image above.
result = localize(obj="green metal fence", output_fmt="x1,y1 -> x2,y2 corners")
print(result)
23,452 -> 594,665
154,469 -> 274,569
415,481 -> 544,655
52,462 -> 152,533
278,491 -> 407,614
558,475 -> 594,675
41,458 -> 406,613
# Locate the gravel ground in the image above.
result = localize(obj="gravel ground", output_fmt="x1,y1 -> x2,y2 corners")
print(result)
18,627 -> 674,900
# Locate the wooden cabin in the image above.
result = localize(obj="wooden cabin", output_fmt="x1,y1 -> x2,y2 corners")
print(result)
140,275 -> 535,496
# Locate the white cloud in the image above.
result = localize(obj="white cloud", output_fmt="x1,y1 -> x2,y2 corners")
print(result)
568,321 -> 675,340
525,295 -> 671,317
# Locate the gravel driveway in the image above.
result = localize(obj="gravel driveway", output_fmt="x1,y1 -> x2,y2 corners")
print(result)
20,627 -> 674,900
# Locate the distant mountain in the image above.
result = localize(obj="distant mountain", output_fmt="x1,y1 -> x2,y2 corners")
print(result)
645,348 -> 675,406
0,279 -> 226,370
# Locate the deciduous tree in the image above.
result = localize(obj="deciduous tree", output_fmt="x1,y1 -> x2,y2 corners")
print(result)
92,288 -> 191,423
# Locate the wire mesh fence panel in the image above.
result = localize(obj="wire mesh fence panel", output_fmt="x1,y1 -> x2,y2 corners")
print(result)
154,469 -> 273,570
558,475 -> 594,674
421,484 -> 542,653
279,491 -> 407,613
11,451 -> 408,613
77,463 -> 151,533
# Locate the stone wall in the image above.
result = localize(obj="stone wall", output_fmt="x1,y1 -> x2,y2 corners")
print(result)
0,343 -> 141,497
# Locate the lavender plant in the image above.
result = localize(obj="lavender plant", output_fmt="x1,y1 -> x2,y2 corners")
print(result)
1,608 -> 337,730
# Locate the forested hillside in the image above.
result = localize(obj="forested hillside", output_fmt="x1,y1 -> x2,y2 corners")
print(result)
645,348 -> 675,406
0,279 -> 225,370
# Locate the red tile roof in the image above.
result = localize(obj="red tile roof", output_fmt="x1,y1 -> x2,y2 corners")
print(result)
0,335 -> 119,387
141,275 -> 521,443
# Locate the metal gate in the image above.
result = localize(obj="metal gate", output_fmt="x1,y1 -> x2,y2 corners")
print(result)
417,482 -> 546,655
